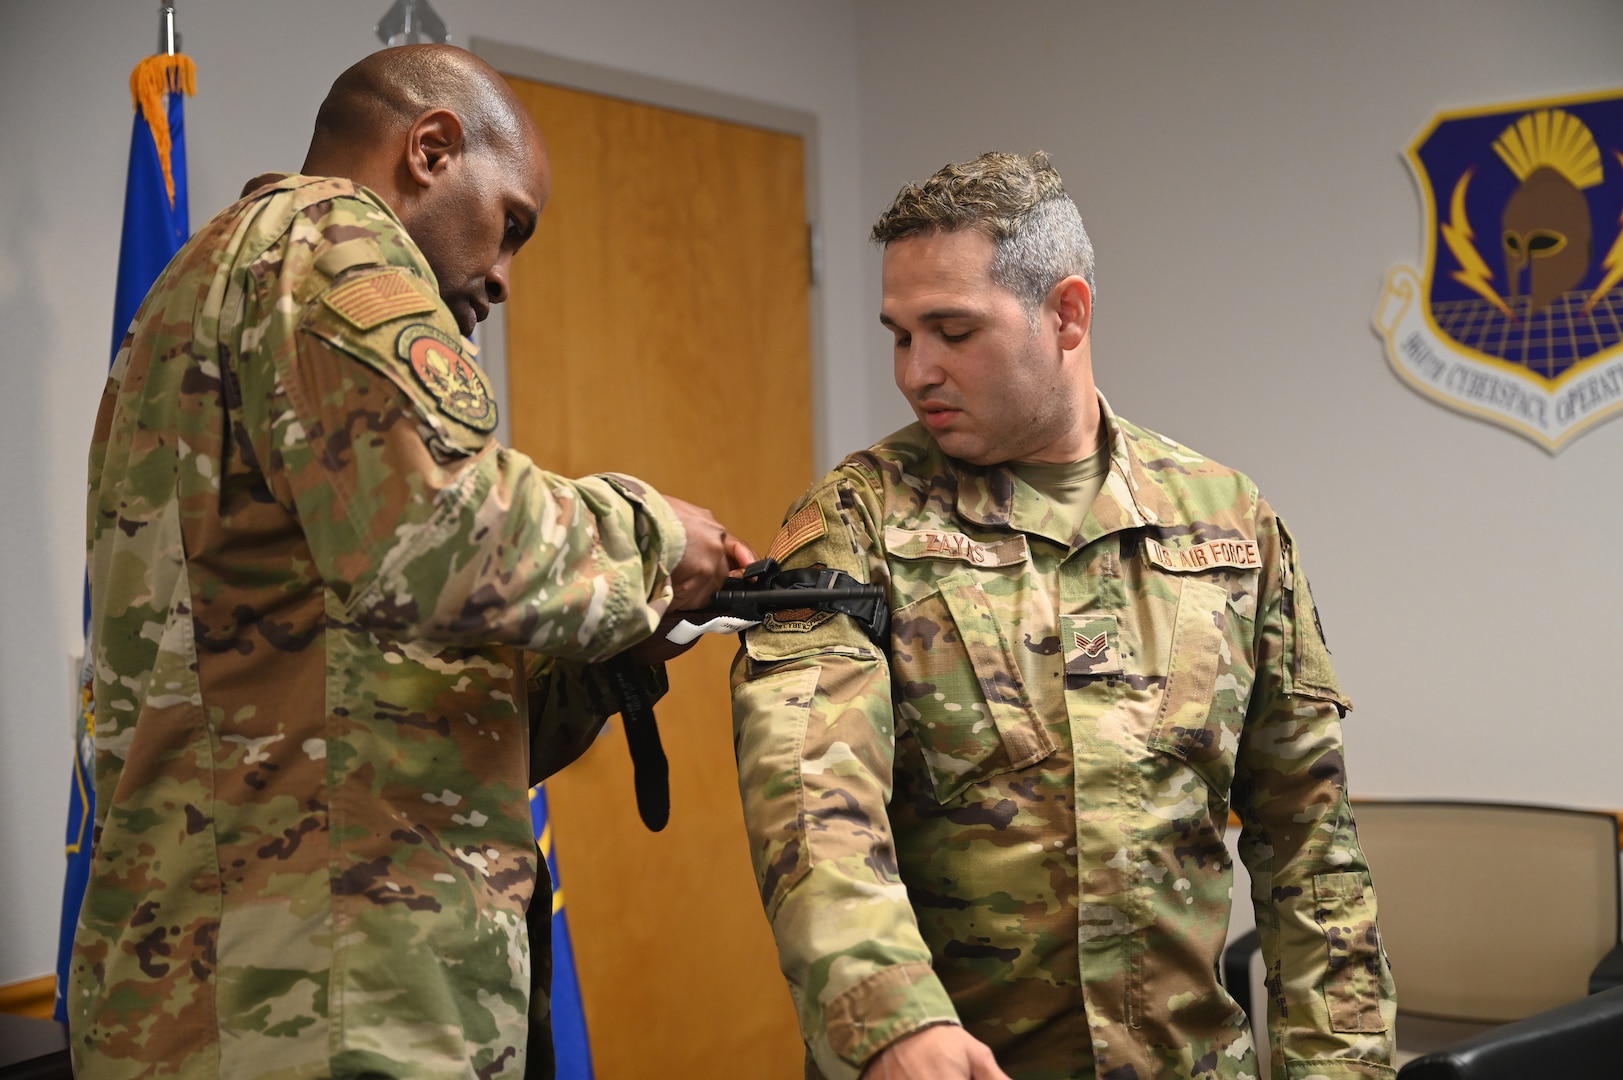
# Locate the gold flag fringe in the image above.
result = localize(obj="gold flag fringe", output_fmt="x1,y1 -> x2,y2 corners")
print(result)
129,53 -> 197,208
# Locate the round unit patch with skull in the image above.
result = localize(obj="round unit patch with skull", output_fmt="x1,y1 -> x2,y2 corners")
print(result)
395,323 -> 498,433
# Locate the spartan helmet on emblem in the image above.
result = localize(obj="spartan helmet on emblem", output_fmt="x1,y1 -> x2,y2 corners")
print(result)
1494,109 -> 1603,315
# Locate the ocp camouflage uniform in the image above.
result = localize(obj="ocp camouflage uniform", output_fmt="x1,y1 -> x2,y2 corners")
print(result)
731,399 -> 1397,1080
74,175 -> 684,1079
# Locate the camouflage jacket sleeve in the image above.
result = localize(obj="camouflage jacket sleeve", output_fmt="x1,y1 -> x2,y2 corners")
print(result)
731,471 -> 959,1080
1234,502 -> 1397,1080
527,656 -> 669,784
232,256 -> 686,662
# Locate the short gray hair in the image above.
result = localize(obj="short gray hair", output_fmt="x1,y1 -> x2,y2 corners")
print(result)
871,151 -> 1095,321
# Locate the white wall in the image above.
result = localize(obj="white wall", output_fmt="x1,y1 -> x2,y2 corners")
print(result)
0,0 -> 865,988
851,1 -> 1623,812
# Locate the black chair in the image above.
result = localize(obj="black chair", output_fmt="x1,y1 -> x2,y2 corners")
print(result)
1396,983 -> 1623,1079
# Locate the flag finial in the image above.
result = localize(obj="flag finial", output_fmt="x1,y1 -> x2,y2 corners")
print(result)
159,3 -> 179,56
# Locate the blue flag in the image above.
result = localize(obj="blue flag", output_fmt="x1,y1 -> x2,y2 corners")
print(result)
530,785 -> 595,1078
55,51 -> 194,1023
109,61 -> 192,360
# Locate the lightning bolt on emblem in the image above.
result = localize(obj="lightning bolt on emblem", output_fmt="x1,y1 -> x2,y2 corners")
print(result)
1441,167 -> 1515,319
1582,149 -> 1623,316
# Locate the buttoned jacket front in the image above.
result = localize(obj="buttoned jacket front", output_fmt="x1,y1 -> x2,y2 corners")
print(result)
77,175 -> 682,1080
732,400 -> 1396,1080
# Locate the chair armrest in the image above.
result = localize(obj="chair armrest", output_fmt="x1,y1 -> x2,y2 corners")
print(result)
0,1013 -> 71,1079
1398,983 -> 1623,1079
1589,941 -> 1623,995
1222,928 -> 1261,1024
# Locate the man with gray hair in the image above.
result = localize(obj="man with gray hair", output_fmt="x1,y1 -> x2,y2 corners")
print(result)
731,152 -> 1395,1080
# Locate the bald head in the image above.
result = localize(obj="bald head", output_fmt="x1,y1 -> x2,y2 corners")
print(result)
304,45 -> 531,170
301,45 -> 551,338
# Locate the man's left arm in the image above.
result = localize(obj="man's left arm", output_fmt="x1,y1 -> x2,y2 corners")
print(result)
1233,501 -> 1397,1080
257,273 -> 689,662
731,477 -> 962,1080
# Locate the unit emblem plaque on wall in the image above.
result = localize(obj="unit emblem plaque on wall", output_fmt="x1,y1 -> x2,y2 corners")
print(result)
1374,89 -> 1623,452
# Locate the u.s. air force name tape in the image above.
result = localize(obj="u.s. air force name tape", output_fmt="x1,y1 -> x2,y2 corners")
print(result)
1144,536 -> 1261,572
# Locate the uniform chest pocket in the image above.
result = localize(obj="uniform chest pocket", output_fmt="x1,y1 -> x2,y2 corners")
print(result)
1146,575 -> 1251,795
889,571 -> 1056,804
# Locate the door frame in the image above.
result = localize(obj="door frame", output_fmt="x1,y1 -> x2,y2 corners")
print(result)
469,37 -> 826,457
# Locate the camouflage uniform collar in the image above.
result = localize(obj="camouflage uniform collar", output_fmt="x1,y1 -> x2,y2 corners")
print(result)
243,173 -> 415,235
947,392 -> 1158,548
274,174 -> 437,292
276,174 -> 411,228
1094,390 -> 1167,532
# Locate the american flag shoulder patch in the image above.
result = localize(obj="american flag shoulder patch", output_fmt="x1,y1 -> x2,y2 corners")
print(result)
322,269 -> 438,330
767,501 -> 827,562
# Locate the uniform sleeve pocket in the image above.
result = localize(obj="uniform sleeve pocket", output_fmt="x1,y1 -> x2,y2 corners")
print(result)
1314,871 -> 1387,1033
1279,519 -> 1351,713
732,665 -> 819,917
890,571 -> 1054,803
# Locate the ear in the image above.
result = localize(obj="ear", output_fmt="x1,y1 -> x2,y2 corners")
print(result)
404,108 -> 466,189
1049,275 -> 1091,351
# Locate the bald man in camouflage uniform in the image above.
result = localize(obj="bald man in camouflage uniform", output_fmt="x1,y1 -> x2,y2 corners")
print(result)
72,46 -> 748,1079
731,153 -> 1396,1080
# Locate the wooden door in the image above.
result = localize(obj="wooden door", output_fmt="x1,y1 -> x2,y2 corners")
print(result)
503,77 -> 812,1079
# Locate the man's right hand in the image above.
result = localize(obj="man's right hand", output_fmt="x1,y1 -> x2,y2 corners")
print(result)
862,1025 -> 1012,1080
663,495 -> 756,611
